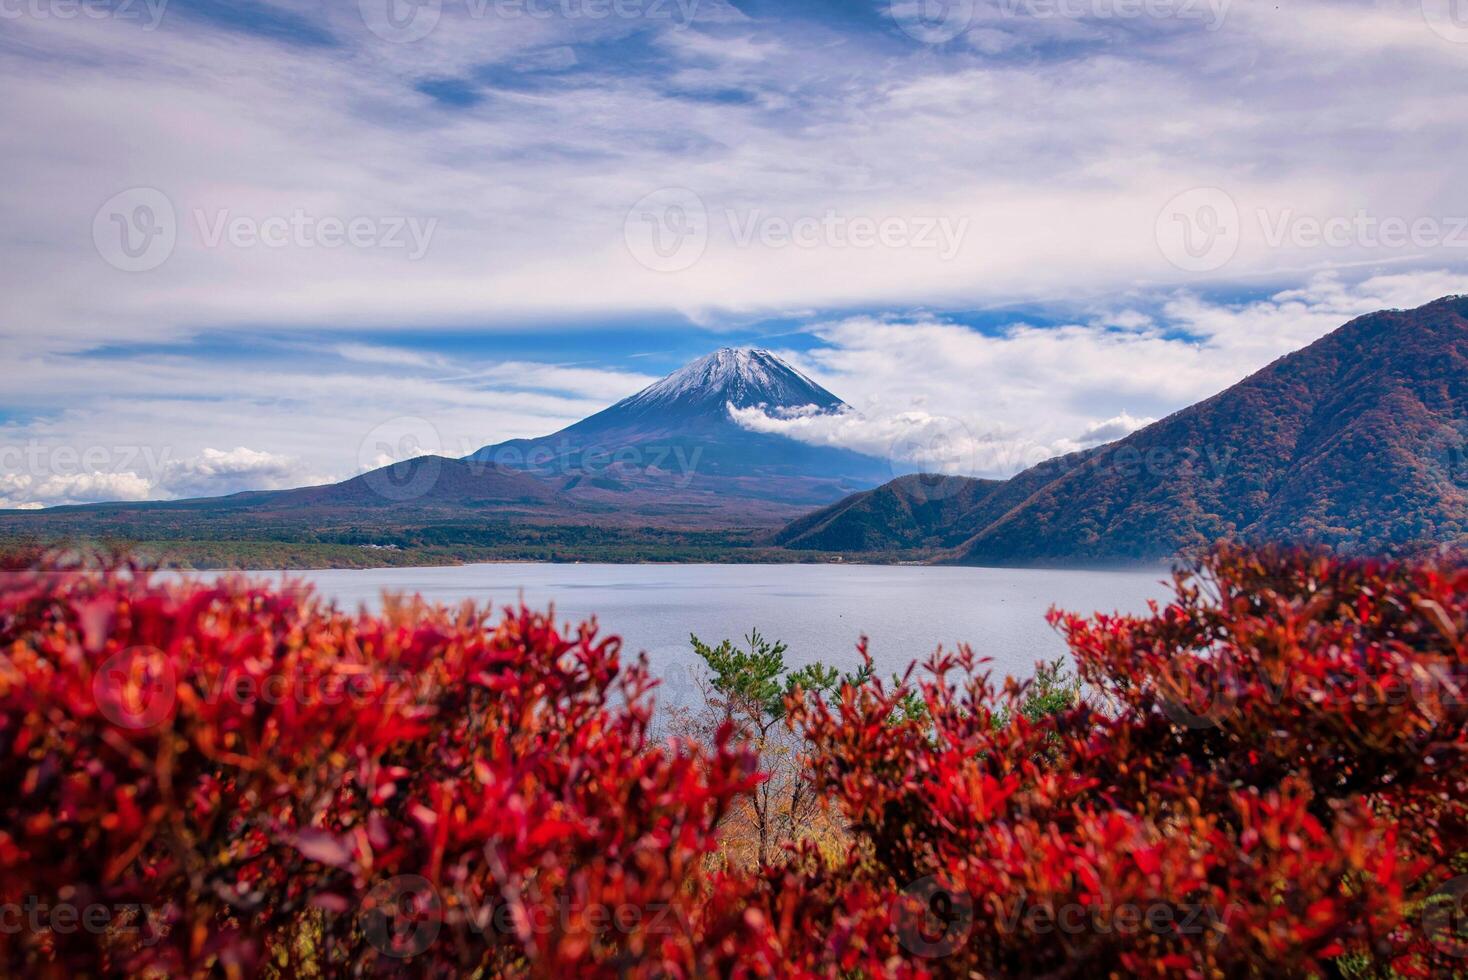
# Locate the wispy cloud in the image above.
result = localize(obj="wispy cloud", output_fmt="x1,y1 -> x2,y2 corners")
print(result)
3,0 -> 1467,503
730,270 -> 1468,476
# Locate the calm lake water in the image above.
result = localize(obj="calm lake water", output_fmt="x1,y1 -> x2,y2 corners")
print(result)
237,563 -> 1173,716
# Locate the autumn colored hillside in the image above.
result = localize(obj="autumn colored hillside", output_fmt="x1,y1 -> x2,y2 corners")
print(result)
783,296 -> 1468,565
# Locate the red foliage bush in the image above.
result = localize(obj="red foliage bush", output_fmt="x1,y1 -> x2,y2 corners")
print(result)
1,546 -> 1465,978
770,546 -> 1468,977
0,563 -> 758,977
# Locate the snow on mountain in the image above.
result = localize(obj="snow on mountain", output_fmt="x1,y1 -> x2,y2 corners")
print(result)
465,347 -> 888,504
608,348 -> 846,422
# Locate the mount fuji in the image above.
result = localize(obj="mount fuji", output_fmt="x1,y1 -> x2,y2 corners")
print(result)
0,349 -> 891,562
466,348 -> 889,505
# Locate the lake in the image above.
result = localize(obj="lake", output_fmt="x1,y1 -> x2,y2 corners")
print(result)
240,563 -> 1173,718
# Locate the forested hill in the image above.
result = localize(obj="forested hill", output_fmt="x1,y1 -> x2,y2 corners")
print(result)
779,296 -> 1468,564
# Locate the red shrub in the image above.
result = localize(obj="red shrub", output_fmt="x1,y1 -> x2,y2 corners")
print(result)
0,563 -> 758,977
1,546 -> 1464,978
778,546 -> 1468,978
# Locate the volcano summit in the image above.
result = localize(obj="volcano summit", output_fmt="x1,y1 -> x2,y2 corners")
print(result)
466,348 -> 889,505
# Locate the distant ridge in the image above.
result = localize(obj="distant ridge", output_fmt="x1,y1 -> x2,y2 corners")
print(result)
780,296 -> 1468,562
468,347 -> 888,505
1,349 -> 889,535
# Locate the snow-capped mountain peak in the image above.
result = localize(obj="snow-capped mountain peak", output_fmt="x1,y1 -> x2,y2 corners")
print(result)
465,346 -> 889,498
614,348 -> 846,420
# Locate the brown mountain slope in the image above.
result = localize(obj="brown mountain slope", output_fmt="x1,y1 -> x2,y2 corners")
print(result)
776,450 -> 1101,553
776,296 -> 1468,564
773,474 -> 1004,552
953,295 -> 1468,563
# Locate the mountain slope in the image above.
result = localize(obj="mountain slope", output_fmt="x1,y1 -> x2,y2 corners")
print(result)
8,349 -> 879,544
955,296 -> 1467,563
776,450 -> 1102,553
778,296 -> 1468,563
468,348 -> 889,505
30,457 -> 558,517
774,474 -> 1004,552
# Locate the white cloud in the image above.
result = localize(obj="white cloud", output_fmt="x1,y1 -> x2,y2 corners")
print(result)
4,0 -> 1468,349
733,269 -> 1468,476
158,447 -> 321,498
730,404 -> 1056,478
1076,412 -> 1156,446
0,446 -> 320,509
3,0 -> 1467,497
0,471 -> 155,510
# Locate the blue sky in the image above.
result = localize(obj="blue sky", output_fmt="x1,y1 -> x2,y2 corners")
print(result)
2,0 -> 1468,505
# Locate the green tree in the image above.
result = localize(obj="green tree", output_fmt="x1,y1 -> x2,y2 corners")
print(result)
685,631 -> 862,866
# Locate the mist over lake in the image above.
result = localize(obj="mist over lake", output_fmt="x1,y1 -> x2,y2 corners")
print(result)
237,562 -> 1172,715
